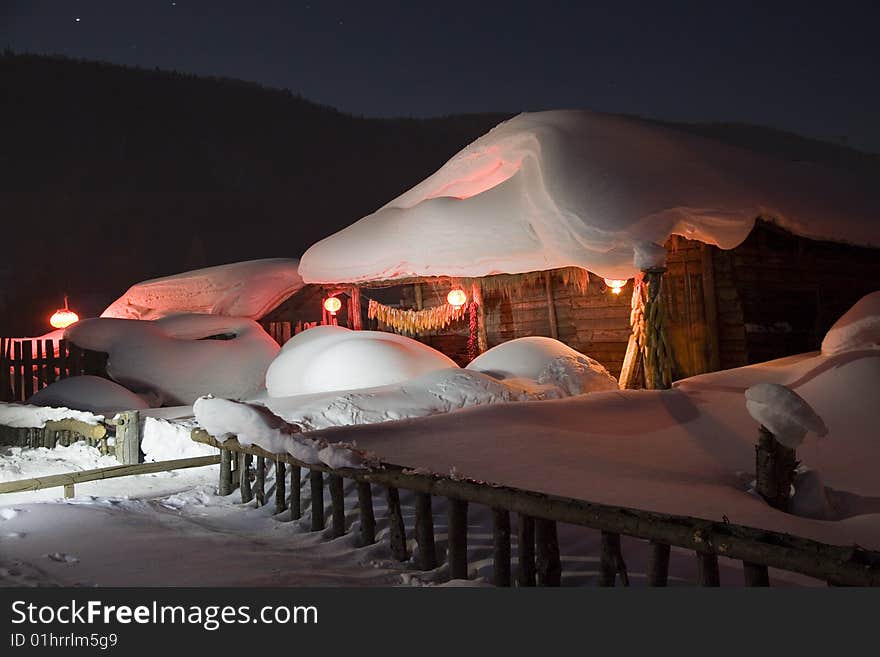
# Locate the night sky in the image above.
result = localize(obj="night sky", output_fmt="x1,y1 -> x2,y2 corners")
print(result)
3,1 -> 879,152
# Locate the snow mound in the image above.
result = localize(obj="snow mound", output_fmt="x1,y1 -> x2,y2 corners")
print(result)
27,376 -> 149,413
102,258 -> 303,321
0,402 -> 104,429
65,315 -> 279,405
821,291 -> 880,356
265,325 -> 458,397
193,396 -> 364,468
299,110 -> 880,284
745,383 -> 828,448
140,417 -> 216,463
468,336 -> 617,391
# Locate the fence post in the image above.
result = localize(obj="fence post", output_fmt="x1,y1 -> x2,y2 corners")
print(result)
274,461 -> 287,514
492,508 -> 511,587
447,498 -> 468,580
310,470 -> 324,531
357,482 -> 376,546
385,486 -> 409,561
115,410 -> 141,465
328,474 -> 345,538
219,448 -> 233,496
517,514 -> 536,587
414,493 -> 437,570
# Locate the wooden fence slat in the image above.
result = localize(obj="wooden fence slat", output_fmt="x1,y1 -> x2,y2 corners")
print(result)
290,466 -> 302,520
255,455 -> 266,506
274,461 -> 287,514
240,453 -> 254,503
45,339 -> 56,385
535,518 -> 561,586
35,340 -> 45,391
13,341 -> 23,402
743,561 -> 770,586
647,541 -> 671,586
492,508 -> 512,587
414,492 -> 437,570
600,531 -> 629,586
219,448 -> 233,496
517,514 -> 536,587
328,473 -> 345,538
386,486 -> 409,561
309,470 -> 324,531
697,552 -> 721,586
357,482 -> 376,546
57,339 -> 68,381
22,340 -> 33,400
447,498 -> 468,580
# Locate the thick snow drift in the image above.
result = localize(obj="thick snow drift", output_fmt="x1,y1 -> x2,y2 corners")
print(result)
300,110 -> 880,283
265,325 -> 458,397
65,315 -> 279,405
27,376 -> 150,413
821,290 -> 880,356
0,402 -> 103,428
467,336 -> 617,394
102,258 -> 303,321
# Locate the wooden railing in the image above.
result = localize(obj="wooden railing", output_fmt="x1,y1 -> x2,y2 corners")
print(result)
0,337 -> 108,402
192,429 -> 880,587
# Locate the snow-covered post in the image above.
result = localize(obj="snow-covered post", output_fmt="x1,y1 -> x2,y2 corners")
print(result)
745,384 -> 828,512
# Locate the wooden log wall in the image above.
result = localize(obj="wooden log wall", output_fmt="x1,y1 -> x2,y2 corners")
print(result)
0,338 -> 108,403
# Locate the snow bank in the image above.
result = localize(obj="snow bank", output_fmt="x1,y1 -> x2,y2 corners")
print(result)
300,110 -> 880,284
265,325 -> 458,397
27,376 -> 150,413
821,291 -> 880,356
65,315 -> 279,405
0,402 -> 103,429
468,336 -> 617,393
745,383 -> 828,448
0,442 -> 118,484
193,397 -> 364,468
102,258 -> 304,321
140,417 -> 216,462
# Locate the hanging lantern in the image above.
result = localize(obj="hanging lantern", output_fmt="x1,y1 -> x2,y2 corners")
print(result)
50,296 -> 79,329
323,296 -> 342,316
446,288 -> 467,309
603,278 -> 628,295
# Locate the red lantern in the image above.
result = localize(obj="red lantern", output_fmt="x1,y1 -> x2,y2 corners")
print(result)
446,288 -> 467,309
323,296 -> 342,316
50,296 -> 79,329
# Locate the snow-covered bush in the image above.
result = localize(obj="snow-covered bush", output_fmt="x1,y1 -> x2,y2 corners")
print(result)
821,290 -> 880,356
65,315 -> 279,405
265,325 -> 458,397
27,375 -> 150,413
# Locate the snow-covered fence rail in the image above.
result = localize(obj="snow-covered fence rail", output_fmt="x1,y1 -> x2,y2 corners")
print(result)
0,455 -> 219,499
0,337 -> 108,402
191,429 -> 880,587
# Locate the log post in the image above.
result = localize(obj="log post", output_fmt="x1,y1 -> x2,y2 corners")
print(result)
219,448 -> 233,496
310,470 -> 324,531
447,498 -> 469,580
535,518 -> 562,586
386,486 -> 409,561
755,426 -> 798,512
115,410 -> 141,465
743,561 -> 770,587
599,531 -> 629,586
239,453 -> 253,503
471,281 -> 488,354
254,455 -> 266,506
517,513 -> 536,587
492,508 -> 512,587
290,466 -> 302,521
697,552 -> 721,586
64,483 -> 75,498
414,493 -> 437,570
357,481 -> 376,546
349,286 -> 362,330
328,473 -> 345,538
647,541 -> 671,586
274,460 -> 287,514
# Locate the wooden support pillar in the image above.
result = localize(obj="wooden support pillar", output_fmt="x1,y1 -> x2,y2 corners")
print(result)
471,281 -> 488,354
357,482 -> 376,546
254,455 -> 266,506
413,283 -> 423,310
743,561 -> 770,587
239,453 -> 253,504
447,498 -> 469,580
328,474 -> 345,538
517,513 -> 536,587
349,286 -> 362,330
219,448 -> 233,496
385,486 -> 409,561
700,243 -> 721,372
492,508 -> 512,587
289,466 -> 302,521
414,493 -> 437,570
310,470 -> 324,531
535,518 -> 562,586
599,531 -> 629,586
543,270 -> 559,340
697,552 -> 721,586
274,460 -> 287,514
647,541 -> 671,587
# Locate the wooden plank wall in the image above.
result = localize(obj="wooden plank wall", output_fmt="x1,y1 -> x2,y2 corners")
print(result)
0,339 -> 108,403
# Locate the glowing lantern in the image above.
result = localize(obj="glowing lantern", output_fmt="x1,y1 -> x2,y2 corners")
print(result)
50,296 -> 79,329
446,288 -> 467,309
323,296 -> 342,316
603,278 -> 628,295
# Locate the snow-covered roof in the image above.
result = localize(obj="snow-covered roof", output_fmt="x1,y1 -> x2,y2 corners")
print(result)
299,110 -> 880,283
102,258 -> 304,321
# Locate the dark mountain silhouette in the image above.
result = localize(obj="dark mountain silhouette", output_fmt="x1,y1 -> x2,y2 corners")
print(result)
2,52 -> 876,336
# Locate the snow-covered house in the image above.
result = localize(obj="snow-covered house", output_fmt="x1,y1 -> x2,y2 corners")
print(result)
299,111 -> 880,380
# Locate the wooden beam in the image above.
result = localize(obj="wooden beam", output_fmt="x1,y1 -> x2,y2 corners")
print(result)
44,418 -> 107,440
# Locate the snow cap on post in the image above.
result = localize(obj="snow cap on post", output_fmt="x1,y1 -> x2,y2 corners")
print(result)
745,383 -> 828,449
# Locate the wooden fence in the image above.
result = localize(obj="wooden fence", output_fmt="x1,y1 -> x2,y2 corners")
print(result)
261,321 -> 319,348
0,337 -> 108,403
192,429 -> 880,587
